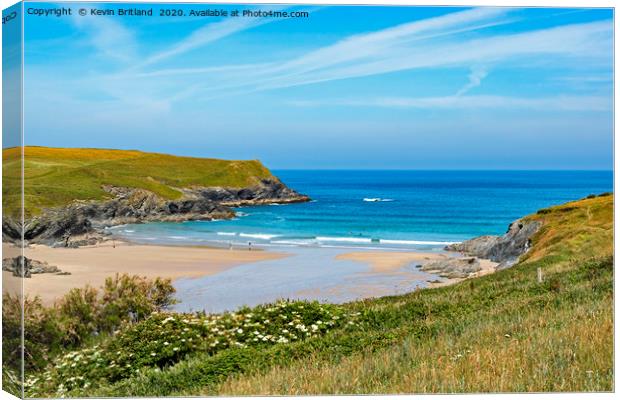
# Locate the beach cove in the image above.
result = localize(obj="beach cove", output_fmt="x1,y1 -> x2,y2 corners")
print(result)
8,169 -> 613,310
14,241 -> 456,310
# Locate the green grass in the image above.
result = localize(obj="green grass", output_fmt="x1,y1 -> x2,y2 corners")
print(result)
23,194 -> 615,396
2,146 -> 276,217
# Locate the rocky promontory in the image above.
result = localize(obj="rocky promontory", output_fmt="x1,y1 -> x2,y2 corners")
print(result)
3,178 -> 309,247
445,218 -> 542,269
415,217 -> 541,282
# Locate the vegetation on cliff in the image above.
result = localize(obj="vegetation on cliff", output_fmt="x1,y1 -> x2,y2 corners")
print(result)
2,146 -> 277,217
8,193 -> 614,396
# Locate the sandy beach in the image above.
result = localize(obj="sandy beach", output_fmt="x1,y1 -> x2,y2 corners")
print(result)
5,242 -> 500,308
6,242 -> 287,305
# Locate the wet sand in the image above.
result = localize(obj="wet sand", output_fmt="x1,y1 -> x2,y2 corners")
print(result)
336,251 -> 447,273
7,242 -> 287,305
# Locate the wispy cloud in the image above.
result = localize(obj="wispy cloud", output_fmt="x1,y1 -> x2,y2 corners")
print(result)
456,66 -> 488,96
161,11 -> 611,103
37,6 -> 614,114
250,19 -> 611,93
71,10 -> 138,64
262,7 -> 511,77
290,95 -> 612,112
135,7 -> 285,69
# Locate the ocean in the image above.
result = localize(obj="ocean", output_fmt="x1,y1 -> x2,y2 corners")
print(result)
110,170 -> 613,251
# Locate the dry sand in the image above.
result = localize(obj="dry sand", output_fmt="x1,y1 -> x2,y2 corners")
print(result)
4,242 -> 287,305
338,250 -> 499,289
336,251 -> 447,273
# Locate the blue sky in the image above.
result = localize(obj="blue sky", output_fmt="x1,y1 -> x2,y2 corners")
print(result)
21,3 -> 613,169
3,2 -> 22,148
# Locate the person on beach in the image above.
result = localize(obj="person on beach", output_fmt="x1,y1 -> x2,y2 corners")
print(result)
248,241 -> 253,251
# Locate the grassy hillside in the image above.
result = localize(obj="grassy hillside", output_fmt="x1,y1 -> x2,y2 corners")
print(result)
23,194 -> 614,396
2,147 -> 275,216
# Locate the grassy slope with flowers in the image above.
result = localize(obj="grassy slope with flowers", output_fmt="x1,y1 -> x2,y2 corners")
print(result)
26,193 -> 613,396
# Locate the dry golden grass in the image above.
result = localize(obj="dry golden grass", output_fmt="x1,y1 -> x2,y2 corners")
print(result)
219,295 -> 612,394
524,194 -> 613,263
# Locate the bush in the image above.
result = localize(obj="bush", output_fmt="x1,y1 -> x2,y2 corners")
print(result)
2,274 -> 177,375
2,293 -> 64,372
57,286 -> 100,345
99,274 -> 176,333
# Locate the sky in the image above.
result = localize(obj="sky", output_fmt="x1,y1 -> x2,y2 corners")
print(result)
3,2 -> 22,148
17,3 -> 614,169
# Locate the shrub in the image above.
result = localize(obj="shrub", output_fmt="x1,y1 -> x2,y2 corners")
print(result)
57,286 -> 100,345
99,274 -> 177,333
2,274 -> 177,376
2,293 -> 64,372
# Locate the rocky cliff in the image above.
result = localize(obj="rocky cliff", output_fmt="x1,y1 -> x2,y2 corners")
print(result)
3,179 -> 309,247
445,218 -> 542,269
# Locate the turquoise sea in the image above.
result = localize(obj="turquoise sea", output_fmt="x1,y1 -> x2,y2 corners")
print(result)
111,170 -> 613,251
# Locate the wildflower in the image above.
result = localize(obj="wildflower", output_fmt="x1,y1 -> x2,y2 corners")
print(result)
151,352 -> 157,356
173,347 -> 179,352
237,328 -> 243,334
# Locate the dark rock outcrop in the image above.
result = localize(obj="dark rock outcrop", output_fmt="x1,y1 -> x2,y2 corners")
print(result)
3,178 -> 309,247
196,179 -> 310,206
2,256 -> 67,278
445,218 -> 542,269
